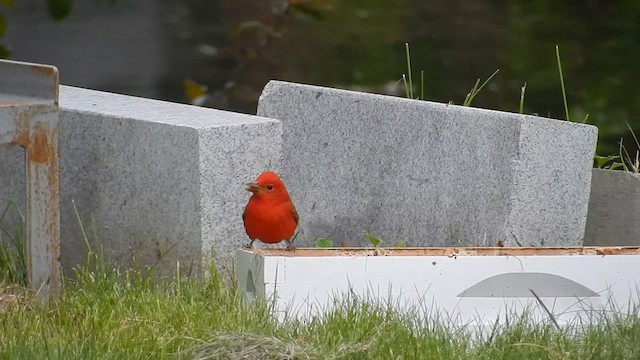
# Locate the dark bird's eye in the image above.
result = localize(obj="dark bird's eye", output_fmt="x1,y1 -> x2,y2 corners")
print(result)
266,184 -> 274,190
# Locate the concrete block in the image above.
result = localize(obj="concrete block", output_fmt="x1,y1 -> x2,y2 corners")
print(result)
584,169 -> 640,246
257,81 -> 598,247
1,86 -> 282,276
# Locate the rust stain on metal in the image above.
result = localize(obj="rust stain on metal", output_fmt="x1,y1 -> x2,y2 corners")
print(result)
29,64 -> 57,78
248,246 -> 640,257
29,123 -> 50,163
46,127 -> 61,293
9,110 -> 29,147
47,127 -> 60,191
26,121 -> 61,296
8,106 -> 54,148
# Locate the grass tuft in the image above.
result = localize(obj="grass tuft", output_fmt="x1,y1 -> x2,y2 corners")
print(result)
0,249 -> 639,359
404,42 -> 413,99
463,69 -> 500,107
619,122 -> 640,173
0,200 -> 27,286
2,203 -> 639,358
402,43 -> 425,100
186,332 -> 321,360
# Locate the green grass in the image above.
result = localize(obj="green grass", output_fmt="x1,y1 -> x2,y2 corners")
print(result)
619,121 -> 640,173
1,249 -> 640,359
1,203 -> 640,359
401,42 -> 499,107
0,201 -> 27,286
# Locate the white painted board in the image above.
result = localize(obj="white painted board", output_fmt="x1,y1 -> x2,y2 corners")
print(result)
236,248 -> 640,328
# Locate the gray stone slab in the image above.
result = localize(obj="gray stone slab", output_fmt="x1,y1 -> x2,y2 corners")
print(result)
257,81 -> 598,247
0,147 -> 25,228
584,169 -> 640,246
0,86 -> 281,276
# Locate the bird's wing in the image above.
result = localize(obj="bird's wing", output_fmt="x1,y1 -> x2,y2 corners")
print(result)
242,206 -> 247,222
291,204 -> 299,226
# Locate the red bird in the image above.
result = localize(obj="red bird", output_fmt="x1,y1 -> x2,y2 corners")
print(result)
242,171 -> 299,249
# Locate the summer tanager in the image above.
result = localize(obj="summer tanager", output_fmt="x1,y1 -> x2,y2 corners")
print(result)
242,171 -> 299,249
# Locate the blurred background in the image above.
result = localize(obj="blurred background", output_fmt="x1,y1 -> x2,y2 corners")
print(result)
2,0 -> 639,157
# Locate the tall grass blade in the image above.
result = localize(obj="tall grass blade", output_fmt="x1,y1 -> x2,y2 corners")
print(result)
582,114 -> 589,124
530,288 -> 561,331
72,199 -> 92,254
420,70 -> 425,100
619,139 -> 629,172
627,121 -> 640,149
464,79 -> 480,106
402,74 -> 410,98
0,200 -> 27,284
405,42 -> 413,99
556,45 -> 570,121
619,122 -> 639,173
463,69 -> 499,107
519,82 -> 527,114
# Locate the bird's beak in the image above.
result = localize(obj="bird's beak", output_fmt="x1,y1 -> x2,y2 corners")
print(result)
245,182 -> 262,194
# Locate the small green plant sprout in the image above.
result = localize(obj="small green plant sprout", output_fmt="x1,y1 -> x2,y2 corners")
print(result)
402,42 -> 498,106
555,45 -> 590,123
463,69 -> 500,107
394,239 -> 408,247
619,122 -> 640,173
401,43 -> 425,100
594,154 -> 624,170
361,231 -> 382,247
519,82 -> 527,114
315,238 -> 334,248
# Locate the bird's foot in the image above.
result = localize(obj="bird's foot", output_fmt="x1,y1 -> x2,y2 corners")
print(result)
285,240 -> 296,251
243,241 -> 254,249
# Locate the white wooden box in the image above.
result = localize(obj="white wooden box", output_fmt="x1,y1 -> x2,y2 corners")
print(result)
236,247 -> 640,328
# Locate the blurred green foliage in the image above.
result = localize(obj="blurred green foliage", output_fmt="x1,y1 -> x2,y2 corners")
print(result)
266,0 -> 639,156
1,0 -> 637,158
0,0 -> 12,58
46,0 -> 74,21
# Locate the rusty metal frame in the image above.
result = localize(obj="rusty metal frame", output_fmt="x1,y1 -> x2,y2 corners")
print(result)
0,59 -> 61,297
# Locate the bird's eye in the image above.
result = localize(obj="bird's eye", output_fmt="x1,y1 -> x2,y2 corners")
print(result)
266,184 -> 274,190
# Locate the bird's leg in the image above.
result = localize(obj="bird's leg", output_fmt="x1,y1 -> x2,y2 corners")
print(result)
285,239 -> 296,251
243,240 -> 255,249
284,231 -> 299,251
